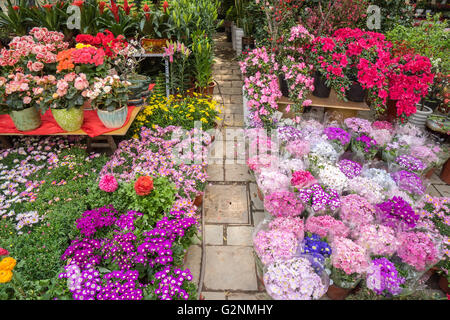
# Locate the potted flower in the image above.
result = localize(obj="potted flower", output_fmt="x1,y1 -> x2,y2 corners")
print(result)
191,31 -> 215,96
351,134 -> 378,160
39,72 -> 90,132
87,75 -> 131,129
328,237 -> 369,300
139,2 -> 171,54
2,73 -> 51,131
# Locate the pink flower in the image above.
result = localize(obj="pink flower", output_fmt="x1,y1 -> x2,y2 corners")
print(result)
99,175 -> 118,192
74,75 -> 89,90
31,61 -> 44,72
23,96 -> 32,104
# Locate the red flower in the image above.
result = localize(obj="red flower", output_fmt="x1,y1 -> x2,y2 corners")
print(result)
107,0 -> 120,23
72,0 -> 84,7
162,1 -> 169,13
134,176 -> 154,196
99,1 -> 106,14
121,0 -> 133,15
143,4 -> 150,20
12,5 -> 19,10
0,248 -> 9,256
148,83 -> 155,91
42,4 -> 54,10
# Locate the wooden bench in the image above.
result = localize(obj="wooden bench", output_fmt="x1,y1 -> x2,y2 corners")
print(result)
0,106 -> 142,153
277,89 -> 371,119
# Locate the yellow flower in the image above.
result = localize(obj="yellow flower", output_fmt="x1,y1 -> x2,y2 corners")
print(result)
52,93 -> 59,99
0,257 -> 16,271
75,43 -> 93,49
200,117 -> 207,123
0,270 -> 13,283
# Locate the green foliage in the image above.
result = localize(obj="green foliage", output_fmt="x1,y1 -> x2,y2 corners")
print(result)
0,0 -> 32,36
192,30 -> 214,89
369,0 -> 415,33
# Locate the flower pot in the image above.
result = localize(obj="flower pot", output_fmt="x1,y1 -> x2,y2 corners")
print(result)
439,275 -> 449,294
9,106 -> 41,131
96,106 -> 128,129
242,36 -> 255,50
52,107 -> 84,132
141,38 -> 169,54
408,105 -> 432,128
326,284 -> 353,300
312,71 -> 331,98
440,158 -> 450,184
194,193 -> 203,207
345,81 -> 367,102
257,187 -> 264,201
424,167 -> 435,179
278,74 -> 289,97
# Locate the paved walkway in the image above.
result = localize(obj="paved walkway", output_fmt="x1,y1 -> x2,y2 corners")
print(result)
183,32 -> 450,301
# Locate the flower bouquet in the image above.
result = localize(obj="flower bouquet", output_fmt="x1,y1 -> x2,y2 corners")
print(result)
318,164 -> 348,193
253,225 -> 298,266
329,237 -> 369,291
323,127 -> 351,152
247,154 -> 278,175
256,167 -> 290,196
366,257 -> 405,297
375,196 -> 419,231
269,216 -> 305,241
338,159 -> 362,179
291,170 -> 317,190
346,176 -> 385,204
264,191 -> 305,218
344,117 -> 372,135
263,256 -> 329,300
351,134 -> 378,160
305,215 -> 350,239
277,125 -> 303,144
286,140 -> 310,158
381,140 -> 404,163
298,184 -> 341,216
390,170 -> 426,197
369,128 -> 393,149
299,233 -> 332,259
391,154 -> 427,175
354,224 -> 399,257
339,194 -> 376,228
361,168 -> 396,192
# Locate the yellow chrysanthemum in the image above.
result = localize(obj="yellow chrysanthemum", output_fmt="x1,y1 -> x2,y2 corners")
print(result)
0,257 -> 16,271
0,270 -> 13,283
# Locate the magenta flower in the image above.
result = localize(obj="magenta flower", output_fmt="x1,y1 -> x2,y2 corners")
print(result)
99,175 -> 118,192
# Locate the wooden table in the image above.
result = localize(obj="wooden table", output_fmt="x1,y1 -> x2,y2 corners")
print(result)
0,106 -> 142,152
277,89 -> 371,119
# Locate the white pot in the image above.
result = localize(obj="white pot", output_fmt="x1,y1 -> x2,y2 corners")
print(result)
235,28 -> 244,55
409,105 -> 432,128
231,23 -> 236,50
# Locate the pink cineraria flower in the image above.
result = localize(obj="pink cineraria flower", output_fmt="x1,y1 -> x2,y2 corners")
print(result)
99,175 -> 118,192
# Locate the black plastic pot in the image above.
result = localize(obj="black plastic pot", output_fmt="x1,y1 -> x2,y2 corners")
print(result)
312,71 -> 331,98
345,81 -> 367,102
278,74 -> 289,97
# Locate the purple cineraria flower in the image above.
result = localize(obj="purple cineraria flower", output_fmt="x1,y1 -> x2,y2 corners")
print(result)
395,155 -> 426,173
324,127 -> 351,146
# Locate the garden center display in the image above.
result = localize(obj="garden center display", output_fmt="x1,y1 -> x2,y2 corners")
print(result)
0,0 -> 449,302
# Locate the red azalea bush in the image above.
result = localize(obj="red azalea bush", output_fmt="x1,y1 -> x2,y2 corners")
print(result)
75,30 -> 128,58
134,176 -> 154,196
308,28 -> 434,121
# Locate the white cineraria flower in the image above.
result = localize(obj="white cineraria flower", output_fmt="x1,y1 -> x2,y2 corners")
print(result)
103,86 -> 112,94
318,164 -> 348,193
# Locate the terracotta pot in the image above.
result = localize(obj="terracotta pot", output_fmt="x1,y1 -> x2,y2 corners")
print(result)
439,275 -> 449,294
326,284 -> 353,300
257,187 -> 264,201
424,167 -> 436,179
440,158 -> 450,184
194,193 -> 203,207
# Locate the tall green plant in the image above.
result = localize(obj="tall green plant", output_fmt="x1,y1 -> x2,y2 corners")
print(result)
26,1 -> 69,32
192,30 -> 213,89
0,0 -> 32,36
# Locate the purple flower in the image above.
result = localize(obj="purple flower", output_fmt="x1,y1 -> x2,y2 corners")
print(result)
324,127 -> 351,146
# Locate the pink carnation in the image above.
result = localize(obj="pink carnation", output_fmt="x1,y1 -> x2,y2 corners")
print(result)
99,175 -> 118,192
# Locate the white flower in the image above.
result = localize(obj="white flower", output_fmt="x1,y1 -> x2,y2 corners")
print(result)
103,86 -> 112,94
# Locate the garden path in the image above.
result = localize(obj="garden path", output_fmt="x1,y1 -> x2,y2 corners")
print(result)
182,33 -> 450,301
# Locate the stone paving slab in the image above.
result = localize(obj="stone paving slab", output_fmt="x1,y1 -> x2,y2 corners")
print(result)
224,164 -> 253,182
183,245 -> 202,287
226,226 -> 254,246
434,184 -> 450,197
207,165 -> 224,182
205,224 -> 224,245
204,246 -> 257,291
252,211 -> 266,229
426,185 -> 441,197
204,184 -> 249,224
201,292 -> 227,300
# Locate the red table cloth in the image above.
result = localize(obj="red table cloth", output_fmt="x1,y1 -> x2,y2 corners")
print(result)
0,106 -> 136,137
